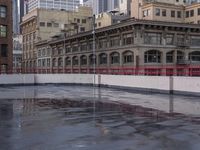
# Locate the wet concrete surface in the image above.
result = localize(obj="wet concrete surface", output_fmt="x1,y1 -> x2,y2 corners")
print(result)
0,85 -> 200,150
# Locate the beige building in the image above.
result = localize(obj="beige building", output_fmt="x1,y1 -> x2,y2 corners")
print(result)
35,19 -> 200,76
131,0 -> 200,24
95,12 -> 129,29
185,3 -> 200,24
21,6 -> 92,72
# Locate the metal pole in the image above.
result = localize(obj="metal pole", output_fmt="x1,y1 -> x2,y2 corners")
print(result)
138,0 -> 140,19
92,14 -> 96,123
63,33 -> 66,73
92,14 -> 96,85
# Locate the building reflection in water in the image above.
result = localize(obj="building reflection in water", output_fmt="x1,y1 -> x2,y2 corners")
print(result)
0,101 -> 13,150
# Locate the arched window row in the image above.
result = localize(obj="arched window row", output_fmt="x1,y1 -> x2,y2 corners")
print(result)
64,51 -> 134,67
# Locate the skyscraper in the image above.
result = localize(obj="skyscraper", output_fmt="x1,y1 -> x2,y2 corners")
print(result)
13,0 -> 19,35
84,0 -> 119,14
27,0 -> 81,12
19,0 -> 28,23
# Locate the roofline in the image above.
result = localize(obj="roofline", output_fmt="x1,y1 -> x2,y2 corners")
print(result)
36,18 -> 200,45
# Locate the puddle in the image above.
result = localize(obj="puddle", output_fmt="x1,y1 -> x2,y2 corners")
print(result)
0,85 -> 200,150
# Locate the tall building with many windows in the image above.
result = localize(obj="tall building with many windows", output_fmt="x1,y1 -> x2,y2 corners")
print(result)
84,0 -> 119,14
13,0 -> 19,35
0,0 -> 13,73
27,0 -> 81,12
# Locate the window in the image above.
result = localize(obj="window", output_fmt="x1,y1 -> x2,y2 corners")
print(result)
82,19 -> 86,23
189,51 -> 200,61
144,50 -> 161,63
99,53 -> 107,65
186,11 -> 189,18
171,10 -> 175,17
40,22 -> 45,27
1,44 -> 8,57
166,51 -> 174,63
72,45 -> 79,52
110,36 -> 120,47
123,51 -> 134,64
110,52 -> 120,64
166,34 -> 174,45
72,56 -> 78,66
143,9 -> 150,17
52,58 -> 57,67
47,59 -> 50,67
0,25 -> 7,37
190,36 -> 200,46
190,10 -> 194,17
155,8 -> 160,16
99,38 -> 107,49
123,33 -> 134,45
177,51 -> 184,63
47,22 -> 52,27
58,58 -> 63,67
0,5 -> 6,18
177,11 -> 181,18
198,8 -> 200,15
80,43 -> 87,51
98,22 -> 101,27
65,46 -> 71,53
80,55 -> 87,65
65,57 -> 71,66
80,27 -> 85,32
89,54 -> 96,65
144,32 -> 162,45
77,19 -> 80,23
162,9 -> 166,17
54,23 -> 59,27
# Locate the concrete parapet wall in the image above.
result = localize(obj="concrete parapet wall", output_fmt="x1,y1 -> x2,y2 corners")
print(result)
35,74 -> 94,84
0,74 -> 35,85
0,74 -> 199,96
173,77 -> 200,96
100,75 -> 170,93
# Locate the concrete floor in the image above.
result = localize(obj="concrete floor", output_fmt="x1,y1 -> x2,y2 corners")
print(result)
0,85 -> 200,150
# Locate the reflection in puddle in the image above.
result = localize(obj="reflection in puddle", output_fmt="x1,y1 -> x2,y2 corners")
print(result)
0,96 -> 200,150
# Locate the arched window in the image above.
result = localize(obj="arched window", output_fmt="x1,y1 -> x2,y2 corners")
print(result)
110,52 -> 120,64
72,56 -> 79,66
177,51 -> 184,62
58,58 -> 63,67
65,57 -> 71,66
52,58 -> 57,67
80,55 -> 87,66
30,61 -> 32,68
89,54 -> 96,65
99,53 -> 107,65
144,50 -> 161,63
123,51 -> 134,64
166,51 -> 174,63
189,51 -> 200,61
33,60 -> 36,67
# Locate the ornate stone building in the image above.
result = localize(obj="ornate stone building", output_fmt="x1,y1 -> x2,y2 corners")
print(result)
0,0 -> 13,73
35,19 -> 200,76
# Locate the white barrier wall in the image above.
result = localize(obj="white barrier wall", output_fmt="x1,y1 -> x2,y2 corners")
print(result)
100,75 -> 170,92
0,74 -> 34,85
0,74 -> 200,95
173,77 -> 200,94
35,74 -> 94,84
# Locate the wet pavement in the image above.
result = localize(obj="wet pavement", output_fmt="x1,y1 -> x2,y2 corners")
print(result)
0,85 -> 200,150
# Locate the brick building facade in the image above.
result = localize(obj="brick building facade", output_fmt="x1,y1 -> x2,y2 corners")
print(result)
0,0 -> 13,73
